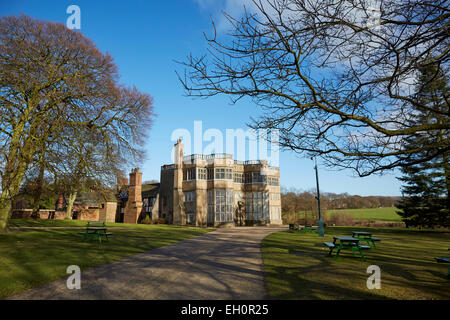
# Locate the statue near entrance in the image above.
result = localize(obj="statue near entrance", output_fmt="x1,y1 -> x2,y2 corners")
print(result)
235,201 -> 246,226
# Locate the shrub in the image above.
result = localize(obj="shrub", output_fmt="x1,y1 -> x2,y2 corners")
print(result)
328,212 -> 354,226
141,215 -> 152,224
154,218 -> 167,224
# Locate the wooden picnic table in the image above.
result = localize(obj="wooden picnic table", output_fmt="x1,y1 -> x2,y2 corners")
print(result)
351,231 -> 381,248
78,221 -> 112,243
323,236 -> 371,261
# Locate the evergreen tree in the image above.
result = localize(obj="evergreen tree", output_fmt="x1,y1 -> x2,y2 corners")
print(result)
396,59 -> 449,228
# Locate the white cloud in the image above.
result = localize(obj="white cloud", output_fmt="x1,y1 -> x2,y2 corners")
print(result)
193,0 -> 259,33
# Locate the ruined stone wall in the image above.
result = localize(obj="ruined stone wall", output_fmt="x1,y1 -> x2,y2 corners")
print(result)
99,202 -> 118,223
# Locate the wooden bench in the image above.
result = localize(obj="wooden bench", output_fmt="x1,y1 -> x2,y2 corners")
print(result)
300,225 -> 317,233
323,242 -> 336,255
435,257 -> 450,277
78,221 -> 112,243
87,221 -> 106,227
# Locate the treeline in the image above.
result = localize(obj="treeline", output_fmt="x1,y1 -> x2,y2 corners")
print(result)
281,188 -> 398,213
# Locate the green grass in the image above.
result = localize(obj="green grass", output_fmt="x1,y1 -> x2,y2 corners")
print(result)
262,227 -> 450,299
1,219 -> 213,299
8,218 -> 92,228
327,207 -> 402,222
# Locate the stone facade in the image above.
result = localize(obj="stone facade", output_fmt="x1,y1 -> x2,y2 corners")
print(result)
159,140 -> 282,227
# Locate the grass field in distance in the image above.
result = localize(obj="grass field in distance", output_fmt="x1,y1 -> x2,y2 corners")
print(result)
327,207 -> 402,222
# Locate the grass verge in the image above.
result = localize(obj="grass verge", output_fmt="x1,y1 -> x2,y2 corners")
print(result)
262,226 -> 450,299
1,219 -> 213,298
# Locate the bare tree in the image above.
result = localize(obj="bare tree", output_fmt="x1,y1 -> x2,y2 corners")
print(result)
178,0 -> 449,176
0,15 -> 154,232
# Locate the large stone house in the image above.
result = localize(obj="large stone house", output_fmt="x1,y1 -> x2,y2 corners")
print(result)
158,139 -> 282,227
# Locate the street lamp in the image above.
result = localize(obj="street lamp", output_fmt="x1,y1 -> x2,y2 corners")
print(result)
312,157 -> 324,237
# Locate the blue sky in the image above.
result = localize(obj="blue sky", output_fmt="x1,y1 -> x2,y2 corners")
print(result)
0,0 -> 403,196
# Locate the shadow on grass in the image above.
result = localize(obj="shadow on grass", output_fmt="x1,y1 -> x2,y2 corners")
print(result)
262,229 -> 450,299
0,225 -> 211,298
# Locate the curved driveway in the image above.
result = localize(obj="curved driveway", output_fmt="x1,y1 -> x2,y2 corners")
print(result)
7,226 -> 285,300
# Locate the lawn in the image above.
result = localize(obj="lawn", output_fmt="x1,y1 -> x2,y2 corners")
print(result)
0,219 -> 213,299
262,227 -> 450,299
327,207 -> 402,222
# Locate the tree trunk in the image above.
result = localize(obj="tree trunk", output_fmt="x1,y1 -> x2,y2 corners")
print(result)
0,174 -> 26,233
65,191 -> 77,219
0,192 -> 12,233
31,161 -> 45,219
0,161 -> 29,233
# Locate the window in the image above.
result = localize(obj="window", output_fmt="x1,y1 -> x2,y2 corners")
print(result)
233,172 -> 243,183
271,207 -> 280,220
184,168 -> 196,180
271,193 -> 280,201
245,192 -> 269,221
215,168 -> 225,179
189,168 -> 196,180
215,168 -> 232,180
215,190 -> 225,221
234,191 -> 244,205
184,191 -> 196,219
198,168 -> 207,180
214,189 -> 233,222
268,177 -> 280,186
207,168 -> 214,180
226,190 -> 232,218
207,190 -> 214,223
225,168 -> 232,180
184,191 -> 195,202
252,172 -> 267,184
187,213 -> 195,224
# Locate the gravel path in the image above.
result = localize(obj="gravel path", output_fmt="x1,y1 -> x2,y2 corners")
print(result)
7,226 -> 286,300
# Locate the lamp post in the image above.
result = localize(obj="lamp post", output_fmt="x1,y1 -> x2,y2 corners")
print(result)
312,157 -> 324,237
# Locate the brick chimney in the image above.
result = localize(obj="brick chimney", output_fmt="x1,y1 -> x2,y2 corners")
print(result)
123,168 -> 143,224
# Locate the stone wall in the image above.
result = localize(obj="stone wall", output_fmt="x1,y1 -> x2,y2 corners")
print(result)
77,209 -> 99,221
11,209 -> 55,219
11,208 -> 99,221
99,202 -> 118,222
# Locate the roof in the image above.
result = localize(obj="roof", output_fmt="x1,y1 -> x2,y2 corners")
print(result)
142,183 -> 160,198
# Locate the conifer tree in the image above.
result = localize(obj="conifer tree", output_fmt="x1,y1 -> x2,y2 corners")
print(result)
396,59 -> 449,227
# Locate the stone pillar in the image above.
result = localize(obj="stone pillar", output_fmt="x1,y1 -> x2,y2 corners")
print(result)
173,139 -> 185,225
123,168 -> 143,224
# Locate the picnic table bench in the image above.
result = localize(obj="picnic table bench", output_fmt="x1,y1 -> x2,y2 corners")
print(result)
323,236 -> 371,261
300,225 -> 317,233
78,221 -> 112,244
435,248 -> 450,277
352,231 -> 381,248
288,224 -> 317,233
